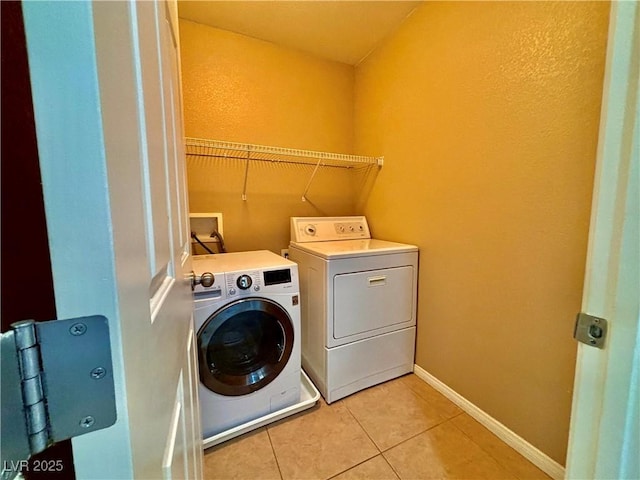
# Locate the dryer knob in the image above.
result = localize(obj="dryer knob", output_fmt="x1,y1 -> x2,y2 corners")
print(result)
200,272 -> 215,288
237,275 -> 252,290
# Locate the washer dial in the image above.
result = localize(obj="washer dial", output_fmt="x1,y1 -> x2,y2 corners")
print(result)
236,275 -> 253,290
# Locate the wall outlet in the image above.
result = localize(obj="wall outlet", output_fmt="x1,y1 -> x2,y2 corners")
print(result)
281,249 -> 289,259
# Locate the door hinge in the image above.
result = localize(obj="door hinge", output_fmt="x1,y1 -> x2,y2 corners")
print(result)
573,312 -> 608,349
1,315 -> 117,480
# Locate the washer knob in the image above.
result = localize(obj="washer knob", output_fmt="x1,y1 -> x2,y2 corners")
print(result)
200,272 -> 215,288
237,275 -> 252,290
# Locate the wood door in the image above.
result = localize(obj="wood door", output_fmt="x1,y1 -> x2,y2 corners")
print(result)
21,1 -> 203,478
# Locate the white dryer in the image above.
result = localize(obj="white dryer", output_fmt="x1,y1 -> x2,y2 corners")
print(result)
192,251 -> 301,441
289,216 -> 418,403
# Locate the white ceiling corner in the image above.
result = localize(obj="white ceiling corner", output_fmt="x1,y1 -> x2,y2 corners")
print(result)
177,1 -> 422,65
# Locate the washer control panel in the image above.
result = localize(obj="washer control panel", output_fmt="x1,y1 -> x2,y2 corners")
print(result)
191,251 -> 298,300
226,271 -> 262,296
224,268 -> 295,297
291,216 -> 371,243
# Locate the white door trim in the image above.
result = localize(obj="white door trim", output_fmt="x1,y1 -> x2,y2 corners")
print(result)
565,1 -> 639,478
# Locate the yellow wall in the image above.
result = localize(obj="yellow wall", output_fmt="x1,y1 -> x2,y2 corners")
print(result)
354,1 -> 610,464
180,1 -> 610,465
179,19 -> 357,253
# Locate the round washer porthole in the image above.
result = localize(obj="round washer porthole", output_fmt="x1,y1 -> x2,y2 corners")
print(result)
197,297 -> 294,396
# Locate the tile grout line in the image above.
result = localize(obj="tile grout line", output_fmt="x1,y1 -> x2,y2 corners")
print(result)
380,387 -> 467,453
325,455 -> 383,480
446,418 -> 535,480
380,453 -> 402,480
342,399 -> 384,454
320,398 -> 384,479
381,418 -> 445,454
342,379 -> 467,455
375,414 -> 469,480
265,426 -> 285,480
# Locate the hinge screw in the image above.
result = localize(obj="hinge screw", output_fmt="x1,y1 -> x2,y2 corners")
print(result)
90,367 -> 106,379
80,416 -> 95,428
69,323 -> 87,336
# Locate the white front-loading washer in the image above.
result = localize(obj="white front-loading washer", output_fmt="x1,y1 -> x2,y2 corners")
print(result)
192,251 -> 301,440
289,216 -> 418,403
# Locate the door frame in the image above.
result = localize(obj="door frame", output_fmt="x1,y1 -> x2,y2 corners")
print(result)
565,1 -> 639,478
1,2 -> 76,478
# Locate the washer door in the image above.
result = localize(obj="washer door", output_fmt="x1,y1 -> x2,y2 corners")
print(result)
198,297 -> 294,396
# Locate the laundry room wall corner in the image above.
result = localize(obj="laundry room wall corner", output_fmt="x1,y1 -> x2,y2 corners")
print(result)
178,19 -> 358,253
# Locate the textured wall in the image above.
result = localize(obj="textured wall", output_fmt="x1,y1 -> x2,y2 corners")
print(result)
179,20 -> 357,253
354,1 -> 610,464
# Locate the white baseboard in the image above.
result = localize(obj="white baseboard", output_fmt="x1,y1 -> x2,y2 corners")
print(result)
413,365 -> 565,480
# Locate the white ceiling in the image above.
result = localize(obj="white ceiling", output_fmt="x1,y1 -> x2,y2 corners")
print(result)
177,1 -> 422,65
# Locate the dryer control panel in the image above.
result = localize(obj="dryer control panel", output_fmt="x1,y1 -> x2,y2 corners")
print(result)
290,216 -> 371,243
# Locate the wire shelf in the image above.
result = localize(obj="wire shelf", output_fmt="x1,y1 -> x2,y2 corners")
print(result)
185,138 -> 383,168
184,137 -> 383,201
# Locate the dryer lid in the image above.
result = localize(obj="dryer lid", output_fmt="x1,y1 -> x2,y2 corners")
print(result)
289,238 -> 418,260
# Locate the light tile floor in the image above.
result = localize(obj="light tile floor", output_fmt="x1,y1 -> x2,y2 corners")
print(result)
203,374 -> 552,480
